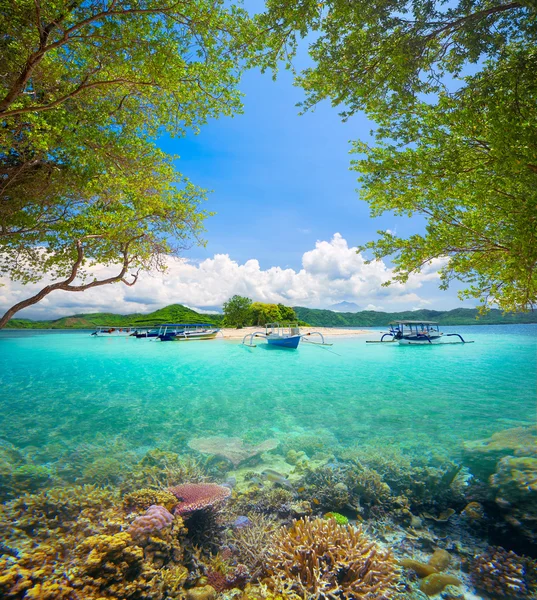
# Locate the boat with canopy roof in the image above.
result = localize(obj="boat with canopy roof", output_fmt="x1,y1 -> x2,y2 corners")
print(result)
157,323 -> 220,342
366,321 -> 473,345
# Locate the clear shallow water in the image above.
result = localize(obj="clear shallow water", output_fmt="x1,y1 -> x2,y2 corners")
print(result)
0,325 -> 535,460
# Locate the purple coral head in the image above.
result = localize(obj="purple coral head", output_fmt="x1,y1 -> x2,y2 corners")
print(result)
128,504 -> 174,538
233,515 -> 251,529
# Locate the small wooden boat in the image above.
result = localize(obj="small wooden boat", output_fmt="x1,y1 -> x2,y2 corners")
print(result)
131,328 -> 159,338
91,326 -> 136,336
366,321 -> 473,345
242,323 -> 330,349
157,323 -> 220,342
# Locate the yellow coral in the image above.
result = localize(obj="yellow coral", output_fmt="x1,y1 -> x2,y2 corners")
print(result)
420,573 -> 461,596
0,483 -> 189,600
123,488 -> 179,513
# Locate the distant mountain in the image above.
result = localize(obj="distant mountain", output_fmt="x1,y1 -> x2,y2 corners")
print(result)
328,301 -> 361,313
6,304 -> 223,329
293,306 -> 537,327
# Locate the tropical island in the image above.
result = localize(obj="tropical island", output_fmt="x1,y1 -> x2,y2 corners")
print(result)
5,300 -> 537,330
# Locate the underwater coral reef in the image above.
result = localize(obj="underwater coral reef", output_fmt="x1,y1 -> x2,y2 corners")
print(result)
1,426 -> 537,599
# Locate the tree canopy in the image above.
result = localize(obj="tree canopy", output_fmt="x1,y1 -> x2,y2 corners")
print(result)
221,297 -> 298,328
262,0 -> 535,115
355,47 -> 537,311
0,0 -> 274,327
223,295 -> 252,328
262,0 -> 537,311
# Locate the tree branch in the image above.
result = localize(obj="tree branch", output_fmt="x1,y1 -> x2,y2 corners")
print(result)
0,2 -> 186,114
423,2 -> 523,42
0,239 -> 139,328
0,77 -> 160,118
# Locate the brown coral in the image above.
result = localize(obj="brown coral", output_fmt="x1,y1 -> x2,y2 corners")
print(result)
490,455 -> 537,541
470,547 -> 536,599
462,426 -> 537,480
419,573 -> 461,596
188,437 -> 279,467
169,483 -> 231,515
229,513 -> 279,580
266,517 -> 401,599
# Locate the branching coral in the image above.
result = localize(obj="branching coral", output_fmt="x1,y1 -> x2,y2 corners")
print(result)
300,465 -> 351,511
339,447 -> 465,513
231,487 -> 295,518
229,513 -> 279,580
266,517 -> 401,599
345,464 -> 392,509
470,547 -> 536,599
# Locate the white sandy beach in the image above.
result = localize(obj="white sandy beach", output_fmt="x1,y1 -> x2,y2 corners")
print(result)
220,326 -> 370,339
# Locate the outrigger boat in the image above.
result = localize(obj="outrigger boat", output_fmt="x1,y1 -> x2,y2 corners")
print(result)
91,325 -> 136,336
366,320 -> 473,345
157,323 -> 220,342
130,328 -> 160,338
242,323 -> 330,349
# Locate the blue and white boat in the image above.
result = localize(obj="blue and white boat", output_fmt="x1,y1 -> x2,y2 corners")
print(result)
242,323 -> 329,349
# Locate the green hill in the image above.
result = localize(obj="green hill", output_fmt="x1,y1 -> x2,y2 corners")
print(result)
6,304 -> 223,329
293,306 -> 537,327
5,304 -> 536,330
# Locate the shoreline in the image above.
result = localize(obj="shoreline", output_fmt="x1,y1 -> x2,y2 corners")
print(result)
220,326 -> 370,339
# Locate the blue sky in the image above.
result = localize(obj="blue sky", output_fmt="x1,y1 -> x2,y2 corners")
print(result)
152,55 -> 469,311
164,66 -> 392,270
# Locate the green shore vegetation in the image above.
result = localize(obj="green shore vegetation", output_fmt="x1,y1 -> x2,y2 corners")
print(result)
5,302 -> 536,330
223,295 -> 299,328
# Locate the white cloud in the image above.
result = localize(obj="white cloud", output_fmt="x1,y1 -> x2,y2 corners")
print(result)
0,233 -> 447,319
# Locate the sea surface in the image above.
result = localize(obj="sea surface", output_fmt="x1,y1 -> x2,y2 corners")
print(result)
0,324 -> 535,461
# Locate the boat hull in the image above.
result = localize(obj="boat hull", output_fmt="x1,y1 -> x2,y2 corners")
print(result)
266,335 -> 301,349
398,335 -> 443,345
159,331 -> 219,342
92,329 -> 134,337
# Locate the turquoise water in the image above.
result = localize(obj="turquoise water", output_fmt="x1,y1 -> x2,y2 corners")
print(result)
0,324 -> 535,461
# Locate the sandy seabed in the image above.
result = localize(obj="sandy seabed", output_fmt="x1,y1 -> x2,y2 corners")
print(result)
220,326 -> 369,339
